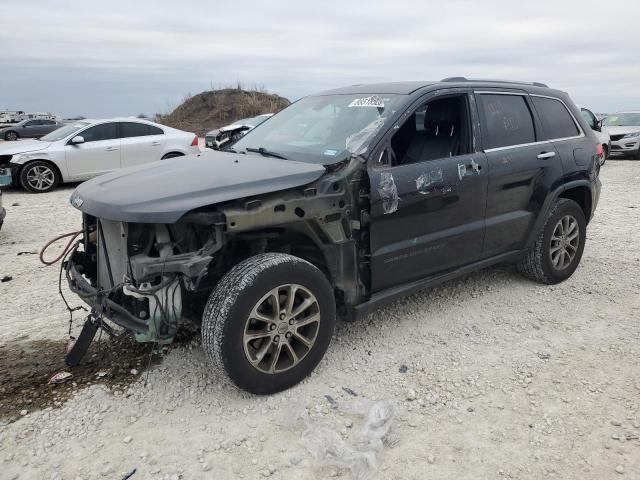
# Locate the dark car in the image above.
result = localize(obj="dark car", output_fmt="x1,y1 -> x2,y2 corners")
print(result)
0,189 -> 5,230
204,114 -> 273,150
64,78 -> 601,394
1,119 -> 65,141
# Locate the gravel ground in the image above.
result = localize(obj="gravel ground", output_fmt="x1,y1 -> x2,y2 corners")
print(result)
1,161 -> 639,480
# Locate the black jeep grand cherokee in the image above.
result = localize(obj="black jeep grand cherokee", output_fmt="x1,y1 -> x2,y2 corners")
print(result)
65,78 -> 601,394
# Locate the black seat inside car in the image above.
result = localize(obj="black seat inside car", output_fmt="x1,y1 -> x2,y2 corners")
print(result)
398,98 -> 462,164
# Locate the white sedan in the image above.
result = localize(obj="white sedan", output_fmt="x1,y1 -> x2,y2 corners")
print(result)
0,118 -> 200,193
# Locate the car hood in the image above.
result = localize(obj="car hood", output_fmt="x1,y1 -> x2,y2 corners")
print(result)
603,126 -> 640,136
71,150 -> 326,223
0,140 -> 52,156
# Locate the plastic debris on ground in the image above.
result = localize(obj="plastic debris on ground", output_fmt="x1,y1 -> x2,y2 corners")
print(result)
47,371 -> 73,384
300,400 -> 398,480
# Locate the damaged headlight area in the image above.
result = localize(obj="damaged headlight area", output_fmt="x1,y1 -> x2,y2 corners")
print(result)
66,213 -> 224,344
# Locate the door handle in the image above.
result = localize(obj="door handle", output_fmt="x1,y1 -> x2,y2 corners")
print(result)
104,147 -> 119,151
537,151 -> 556,160
151,141 -> 161,146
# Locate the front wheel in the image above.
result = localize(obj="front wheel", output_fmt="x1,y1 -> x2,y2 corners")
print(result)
5,131 -> 19,141
19,161 -> 60,193
517,198 -> 586,284
201,253 -> 336,394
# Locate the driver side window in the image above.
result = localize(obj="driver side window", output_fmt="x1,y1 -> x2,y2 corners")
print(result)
390,94 -> 472,166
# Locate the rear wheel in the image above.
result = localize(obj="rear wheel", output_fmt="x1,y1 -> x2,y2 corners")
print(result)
4,131 -> 19,141
201,253 -> 335,394
161,152 -> 184,160
19,161 -> 59,193
517,198 -> 586,284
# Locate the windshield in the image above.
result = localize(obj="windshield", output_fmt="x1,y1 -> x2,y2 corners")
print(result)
232,94 -> 407,163
603,113 -> 640,127
40,122 -> 90,142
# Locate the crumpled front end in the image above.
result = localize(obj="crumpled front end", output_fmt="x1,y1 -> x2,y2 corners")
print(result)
66,212 -> 224,343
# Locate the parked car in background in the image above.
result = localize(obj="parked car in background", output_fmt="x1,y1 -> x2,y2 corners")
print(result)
1,119 -> 65,141
581,107 -> 610,165
0,110 -> 26,123
601,111 -> 640,159
0,118 -> 199,193
205,114 -> 273,150
65,78 -> 601,394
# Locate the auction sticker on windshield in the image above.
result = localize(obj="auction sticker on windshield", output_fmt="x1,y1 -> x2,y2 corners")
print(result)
349,95 -> 385,108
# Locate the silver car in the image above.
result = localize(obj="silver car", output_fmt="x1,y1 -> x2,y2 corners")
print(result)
601,111 -> 640,159
0,118 -> 199,193
0,119 -> 65,141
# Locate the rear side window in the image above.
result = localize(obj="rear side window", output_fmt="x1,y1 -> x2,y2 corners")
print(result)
81,123 -> 118,142
121,122 -> 164,138
532,96 -> 580,140
479,94 -> 536,149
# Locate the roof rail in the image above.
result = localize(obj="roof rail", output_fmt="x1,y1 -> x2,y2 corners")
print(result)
440,77 -> 549,88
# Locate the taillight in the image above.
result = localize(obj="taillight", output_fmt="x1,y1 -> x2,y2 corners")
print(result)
191,135 -> 199,147
596,143 -> 603,158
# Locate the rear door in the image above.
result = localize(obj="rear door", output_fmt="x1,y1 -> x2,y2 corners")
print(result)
532,95 -> 588,170
64,122 -> 121,180
475,90 -> 563,257
120,122 -> 167,168
368,89 -> 488,292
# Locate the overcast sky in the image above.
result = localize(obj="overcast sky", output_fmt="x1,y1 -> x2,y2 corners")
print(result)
1,0 -> 638,118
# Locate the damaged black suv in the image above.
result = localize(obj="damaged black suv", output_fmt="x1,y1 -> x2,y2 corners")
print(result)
65,78 -> 601,394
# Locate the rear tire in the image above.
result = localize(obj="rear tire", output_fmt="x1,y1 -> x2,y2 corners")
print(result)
4,131 -> 19,141
517,198 -> 586,284
19,161 -> 60,193
201,253 -> 336,394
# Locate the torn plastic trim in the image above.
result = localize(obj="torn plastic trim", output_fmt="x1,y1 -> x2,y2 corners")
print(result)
345,117 -> 386,156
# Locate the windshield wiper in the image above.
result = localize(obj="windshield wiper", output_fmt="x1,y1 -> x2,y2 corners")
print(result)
245,147 -> 288,160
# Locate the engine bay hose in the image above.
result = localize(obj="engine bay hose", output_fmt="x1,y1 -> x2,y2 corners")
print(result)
40,231 -> 82,266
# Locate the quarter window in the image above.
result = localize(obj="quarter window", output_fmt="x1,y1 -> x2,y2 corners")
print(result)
479,94 -> 536,149
80,123 -> 118,142
121,122 -> 164,138
532,96 -> 580,140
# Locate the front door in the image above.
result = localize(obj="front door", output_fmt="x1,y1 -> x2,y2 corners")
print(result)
368,91 -> 488,293
64,122 -> 121,180
21,120 -> 44,138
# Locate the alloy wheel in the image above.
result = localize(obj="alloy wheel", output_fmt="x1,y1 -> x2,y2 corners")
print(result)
6,132 -> 17,141
25,165 -> 55,191
243,284 -> 320,374
550,214 -> 579,270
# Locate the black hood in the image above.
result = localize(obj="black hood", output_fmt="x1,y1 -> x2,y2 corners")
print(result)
71,150 -> 326,223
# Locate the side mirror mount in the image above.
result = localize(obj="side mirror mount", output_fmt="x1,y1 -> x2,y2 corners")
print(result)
70,135 -> 85,145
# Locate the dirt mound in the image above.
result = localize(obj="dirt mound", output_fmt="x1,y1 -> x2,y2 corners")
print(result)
156,88 -> 290,136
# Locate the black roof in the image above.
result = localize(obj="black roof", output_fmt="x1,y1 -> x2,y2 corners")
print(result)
319,82 -> 436,95
318,78 -> 555,96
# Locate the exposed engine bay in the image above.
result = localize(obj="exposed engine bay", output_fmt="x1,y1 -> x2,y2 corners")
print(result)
65,157 -> 368,346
